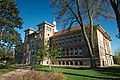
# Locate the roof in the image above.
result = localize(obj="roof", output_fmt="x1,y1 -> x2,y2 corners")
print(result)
51,25 -> 112,41
97,25 -> 112,41
24,28 -> 36,32
53,26 -> 81,36
37,21 -> 54,27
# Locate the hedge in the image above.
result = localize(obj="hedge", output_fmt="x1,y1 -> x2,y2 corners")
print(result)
113,56 -> 120,65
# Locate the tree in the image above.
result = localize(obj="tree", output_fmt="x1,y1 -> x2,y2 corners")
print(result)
37,42 -> 62,71
0,0 -> 23,49
50,0 -> 113,68
0,44 -> 14,63
114,47 -> 120,56
110,0 -> 120,38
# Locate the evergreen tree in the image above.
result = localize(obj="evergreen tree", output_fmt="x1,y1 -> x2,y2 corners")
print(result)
0,0 -> 23,49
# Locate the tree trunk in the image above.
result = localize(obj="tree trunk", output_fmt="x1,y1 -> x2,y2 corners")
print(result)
110,0 -> 120,34
66,0 -> 97,68
79,21 -> 96,68
88,10 -> 97,68
48,58 -> 52,71
76,0 -> 96,68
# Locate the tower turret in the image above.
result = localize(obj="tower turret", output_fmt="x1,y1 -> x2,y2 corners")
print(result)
53,20 -> 58,32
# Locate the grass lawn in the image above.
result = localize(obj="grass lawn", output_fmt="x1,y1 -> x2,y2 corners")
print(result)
0,64 -> 20,75
35,65 -> 120,80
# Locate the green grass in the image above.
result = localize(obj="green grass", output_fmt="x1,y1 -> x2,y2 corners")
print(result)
35,65 -> 120,80
0,64 -> 120,80
0,64 -> 20,75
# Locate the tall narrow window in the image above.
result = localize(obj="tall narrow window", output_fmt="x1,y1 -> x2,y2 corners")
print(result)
59,39 -> 61,45
66,48 -> 69,55
66,37 -> 68,44
80,61 -> 83,65
78,35 -> 82,41
62,38 -> 64,44
74,48 -> 78,55
79,48 -> 82,55
70,36 -> 72,43
56,40 -> 58,45
70,48 -> 73,55
74,36 -> 77,42
62,49 -> 65,55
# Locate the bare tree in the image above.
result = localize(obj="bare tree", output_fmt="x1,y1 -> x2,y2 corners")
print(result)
114,47 -> 120,56
50,0 -> 113,68
110,0 -> 120,38
84,0 -> 113,67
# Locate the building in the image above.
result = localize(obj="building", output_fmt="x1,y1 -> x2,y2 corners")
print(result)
15,43 -> 24,64
15,21 -> 114,67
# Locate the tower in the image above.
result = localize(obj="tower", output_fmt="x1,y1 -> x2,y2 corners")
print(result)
37,21 -> 55,65
53,20 -> 58,32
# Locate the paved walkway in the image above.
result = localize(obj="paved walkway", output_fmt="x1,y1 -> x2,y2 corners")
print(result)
0,69 -> 30,80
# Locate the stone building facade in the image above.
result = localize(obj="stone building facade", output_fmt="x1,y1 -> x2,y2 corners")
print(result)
15,21 -> 114,67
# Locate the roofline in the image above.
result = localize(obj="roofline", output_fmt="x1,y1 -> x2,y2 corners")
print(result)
37,21 -> 54,27
15,43 -> 24,47
97,25 -> 112,41
24,28 -> 36,32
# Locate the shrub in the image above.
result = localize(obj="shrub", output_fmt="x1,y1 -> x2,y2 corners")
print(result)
1,71 -> 65,80
113,56 -> 120,65
49,71 -> 65,80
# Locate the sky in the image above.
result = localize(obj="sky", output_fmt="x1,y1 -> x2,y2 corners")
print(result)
16,0 -> 120,55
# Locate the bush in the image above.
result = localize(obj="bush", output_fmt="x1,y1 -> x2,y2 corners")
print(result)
113,56 -> 120,65
1,71 -> 65,80
49,71 -> 65,80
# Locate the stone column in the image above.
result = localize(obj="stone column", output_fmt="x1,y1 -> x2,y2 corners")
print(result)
65,61 -> 66,65
56,60 -> 59,65
73,61 -> 75,65
69,61 -> 71,65
61,61 -> 63,65
78,61 -> 80,66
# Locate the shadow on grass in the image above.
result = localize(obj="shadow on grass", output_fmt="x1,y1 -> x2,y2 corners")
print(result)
0,65 -> 8,69
94,66 -> 120,78
35,65 -> 120,79
36,68 -> 120,80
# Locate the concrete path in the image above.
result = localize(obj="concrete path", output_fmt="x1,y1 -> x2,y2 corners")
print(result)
0,69 -> 30,80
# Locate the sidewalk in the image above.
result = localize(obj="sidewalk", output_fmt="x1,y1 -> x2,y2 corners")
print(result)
0,69 -> 30,80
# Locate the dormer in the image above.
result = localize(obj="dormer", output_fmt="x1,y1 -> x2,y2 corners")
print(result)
24,28 -> 36,36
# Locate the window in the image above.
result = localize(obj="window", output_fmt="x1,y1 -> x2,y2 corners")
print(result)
70,36 -> 72,43
39,26 -> 44,31
40,33 -> 42,37
58,51 -> 61,56
66,48 -> 69,55
46,27 -> 48,31
25,37 -> 28,42
74,36 -> 77,42
48,34 -> 49,36
62,39 -> 64,44
80,61 -> 83,65
47,61 -> 48,64
79,48 -> 82,55
70,48 -> 73,55
74,48 -> 78,55
78,35 -> 82,41
62,49 -> 65,55
66,37 -> 68,44
32,51 -> 35,55
56,40 -> 58,45
59,39 -> 61,45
